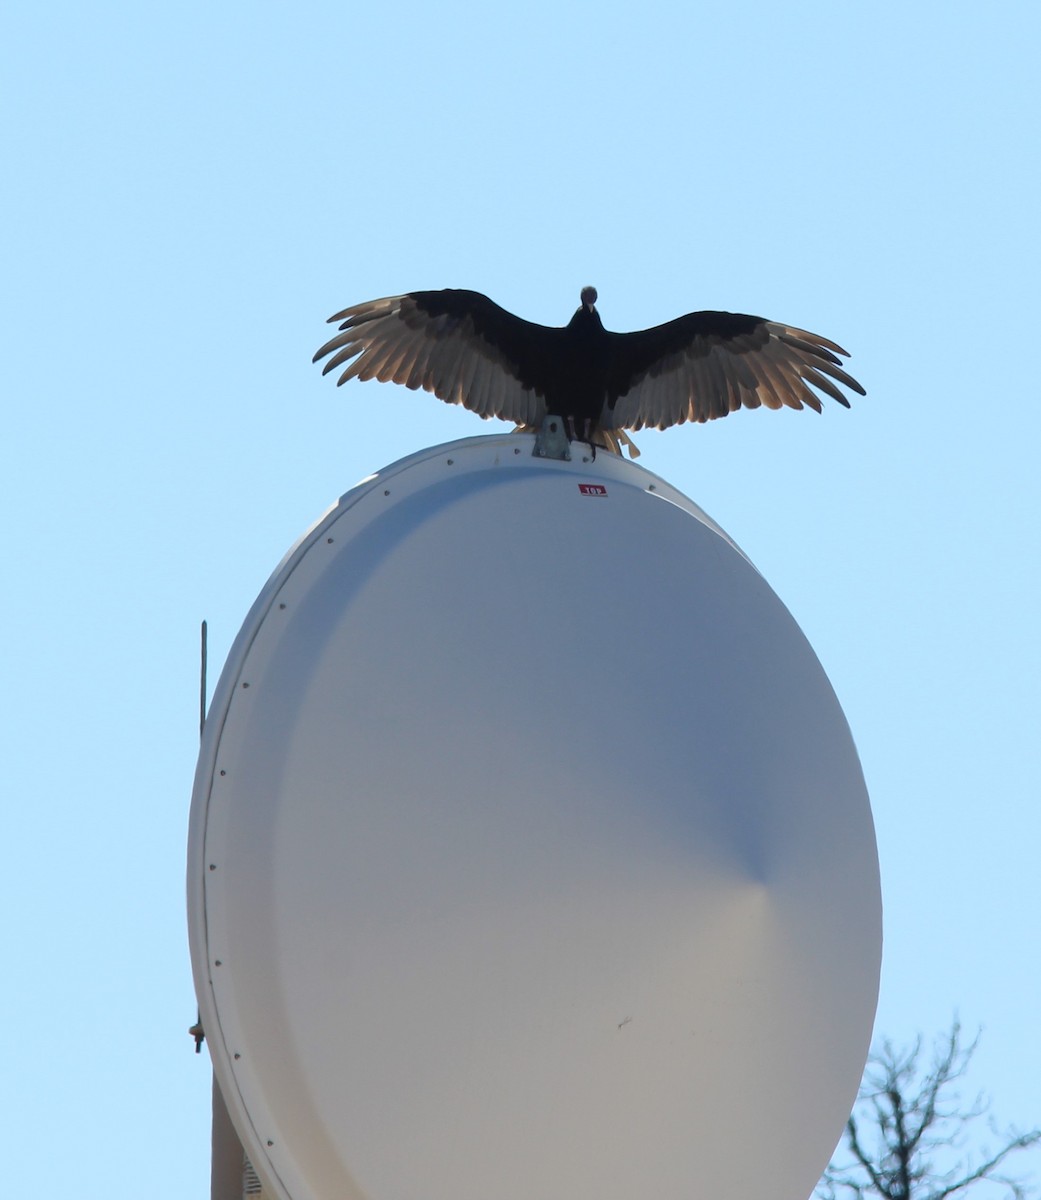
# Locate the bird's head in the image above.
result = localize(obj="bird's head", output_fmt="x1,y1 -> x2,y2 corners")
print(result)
580,286 -> 598,312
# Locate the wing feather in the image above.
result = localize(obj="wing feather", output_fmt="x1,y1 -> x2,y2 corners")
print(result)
362,334 -> 408,383
313,290 -> 549,426
603,313 -> 864,431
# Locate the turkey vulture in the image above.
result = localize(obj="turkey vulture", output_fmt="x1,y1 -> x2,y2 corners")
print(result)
313,287 -> 864,456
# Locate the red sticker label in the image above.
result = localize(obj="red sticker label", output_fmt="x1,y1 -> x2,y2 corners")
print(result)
578,483 -> 608,497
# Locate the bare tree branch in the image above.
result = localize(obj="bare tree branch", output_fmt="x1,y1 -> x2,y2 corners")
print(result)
817,1022 -> 1039,1200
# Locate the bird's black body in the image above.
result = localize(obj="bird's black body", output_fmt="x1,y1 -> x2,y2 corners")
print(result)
313,287 -> 864,455
551,297 -> 610,439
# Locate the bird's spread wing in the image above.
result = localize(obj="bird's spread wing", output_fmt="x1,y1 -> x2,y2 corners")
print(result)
601,311 -> 865,431
313,290 -> 556,427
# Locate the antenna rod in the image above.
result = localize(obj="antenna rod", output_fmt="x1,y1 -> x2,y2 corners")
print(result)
191,619 -> 211,1054
200,619 -> 208,738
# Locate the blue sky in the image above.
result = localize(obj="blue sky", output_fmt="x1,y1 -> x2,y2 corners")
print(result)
4,2 -> 1039,1196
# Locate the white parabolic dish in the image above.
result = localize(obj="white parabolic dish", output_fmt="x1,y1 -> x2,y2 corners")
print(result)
188,433 -> 881,1200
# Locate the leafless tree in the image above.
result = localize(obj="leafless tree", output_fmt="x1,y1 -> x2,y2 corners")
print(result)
817,1021 -> 1040,1200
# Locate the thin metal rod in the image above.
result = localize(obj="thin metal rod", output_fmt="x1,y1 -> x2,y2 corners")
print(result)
200,619 -> 208,738
195,619 -> 210,1056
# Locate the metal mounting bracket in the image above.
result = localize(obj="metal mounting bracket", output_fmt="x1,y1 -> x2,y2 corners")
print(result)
532,415 -> 571,461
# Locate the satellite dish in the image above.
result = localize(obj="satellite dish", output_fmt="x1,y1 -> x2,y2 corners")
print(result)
188,434 -> 881,1200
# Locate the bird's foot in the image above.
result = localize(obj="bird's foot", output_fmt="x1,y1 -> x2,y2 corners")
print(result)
578,418 -> 597,461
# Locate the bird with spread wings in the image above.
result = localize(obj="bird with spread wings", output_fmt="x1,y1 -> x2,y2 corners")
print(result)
313,287 -> 864,457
